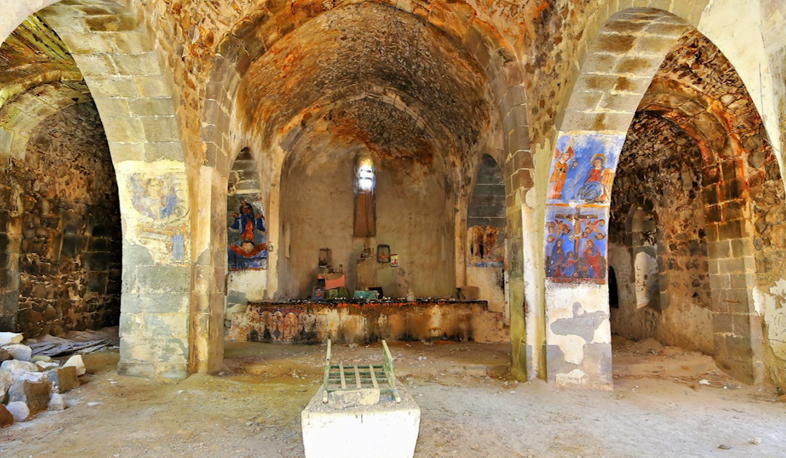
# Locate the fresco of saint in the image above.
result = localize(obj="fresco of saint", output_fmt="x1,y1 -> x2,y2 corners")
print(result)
582,239 -> 603,278
576,154 -> 614,203
547,144 -> 577,200
228,199 -> 267,270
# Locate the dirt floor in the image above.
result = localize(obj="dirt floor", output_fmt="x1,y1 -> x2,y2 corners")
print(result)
2,334 -> 785,458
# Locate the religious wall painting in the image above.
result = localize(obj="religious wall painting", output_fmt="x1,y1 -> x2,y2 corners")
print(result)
467,225 -> 505,268
545,206 -> 608,283
227,196 -> 267,270
124,172 -> 189,264
547,133 -> 625,205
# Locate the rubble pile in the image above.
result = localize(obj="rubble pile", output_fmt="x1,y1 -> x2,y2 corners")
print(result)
0,331 -> 84,427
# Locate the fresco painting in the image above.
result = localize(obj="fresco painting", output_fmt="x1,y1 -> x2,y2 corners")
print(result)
545,132 -> 625,283
547,133 -> 624,205
467,226 -> 504,268
125,171 -> 189,264
545,206 -> 609,283
227,196 -> 267,271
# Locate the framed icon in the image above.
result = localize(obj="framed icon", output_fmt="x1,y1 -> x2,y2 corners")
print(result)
377,244 -> 390,263
390,254 -> 399,267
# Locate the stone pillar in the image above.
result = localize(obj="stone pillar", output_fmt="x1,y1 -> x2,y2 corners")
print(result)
40,1 -> 193,380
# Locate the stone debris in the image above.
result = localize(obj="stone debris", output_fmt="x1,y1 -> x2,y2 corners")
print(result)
11,370 -> 46,384
9,379 -> 51,416
36,361 -> 60,371
64,355 -> 86,376
49,392 -> 65,411
0,369 -> 11,399
3,344 -> 33,361
0,403 -> 13,427
6,401 -> 30,422
46,366 -> 79,393
0,332 -> 23,346
0,336 -> 85,425
1,359 -> 39,377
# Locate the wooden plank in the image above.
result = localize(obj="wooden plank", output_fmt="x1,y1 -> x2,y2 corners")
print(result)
354,365 -> 361,389
339,363 -> 347,389
369,364 -> 378,388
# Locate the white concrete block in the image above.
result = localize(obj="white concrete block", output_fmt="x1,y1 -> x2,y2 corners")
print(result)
301,386 -> 420,458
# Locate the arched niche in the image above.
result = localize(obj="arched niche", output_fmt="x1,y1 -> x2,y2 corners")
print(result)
465,154 -> 507,320
225,148 -> 268,322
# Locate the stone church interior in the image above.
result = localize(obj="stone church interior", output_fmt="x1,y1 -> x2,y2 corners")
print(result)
1,0 -> 786,456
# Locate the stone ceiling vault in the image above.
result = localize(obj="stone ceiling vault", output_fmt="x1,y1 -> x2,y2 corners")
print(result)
234,2 -> 495,167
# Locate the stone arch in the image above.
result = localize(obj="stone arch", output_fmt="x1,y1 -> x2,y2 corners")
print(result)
225,147 -> 268,326
545,9 -> 786,387
465,154 -> 508,321
0,0 -> 193,379
195,0 -> 534,377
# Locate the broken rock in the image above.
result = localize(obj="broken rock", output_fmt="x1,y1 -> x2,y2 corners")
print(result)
36,361 -> 59,371
0,332 -> 23,346
0,347 -> 10,362
13,370 -> 46,383
63,355 -> 86,376
32,355 -> 52,363
0,403 -> 13,427
46,366 -> 79,393
9,379 -> 51,416
49,392 -> 65,411
1,359 -> 39,377
6,401 -> 29,422
4,344 -> 32,361
0,368 -> 11,400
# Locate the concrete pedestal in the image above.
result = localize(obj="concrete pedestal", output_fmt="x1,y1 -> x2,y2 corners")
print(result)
301,386 -> 420,458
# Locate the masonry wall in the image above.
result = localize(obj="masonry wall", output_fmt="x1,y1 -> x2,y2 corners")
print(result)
9,103 -> 120,338
278,144 -> 455,300
609,113 -> 713,353
466,154 -> 506,316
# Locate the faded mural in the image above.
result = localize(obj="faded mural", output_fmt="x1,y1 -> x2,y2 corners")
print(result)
467,154 -> 506,268
120,166 -> 190,264
545,133 -> 625,283
227,196 -> 267,271
468,226 -> 504,267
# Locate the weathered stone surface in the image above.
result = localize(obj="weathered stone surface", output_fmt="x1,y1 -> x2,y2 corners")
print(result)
3,102 -> 122,340
0,347 -> 10,362
1,359 -> 39,377
0,403 -> 13,427
63,355 -> 86,376
31,355 -> 51,363
0,367 -> 11,400
8,379 -> 51,415
46,366 -> 79,393
35,361 -> 59,371
3,344 -> 32,361
0,332 -> 22,345
49,392 -> 65,411
327,388 -> 381,409
6,401 -> 30,422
